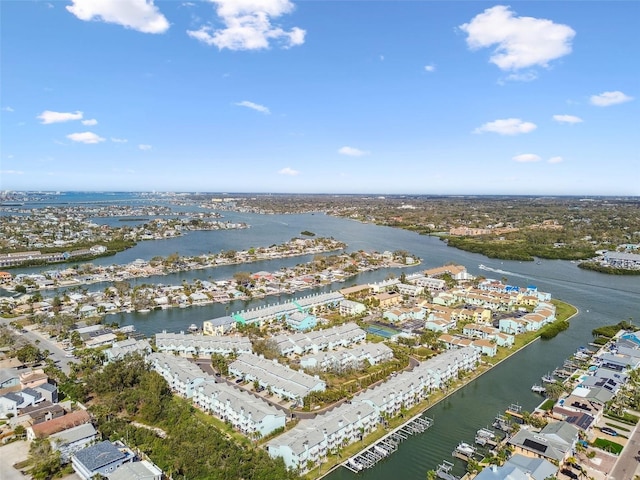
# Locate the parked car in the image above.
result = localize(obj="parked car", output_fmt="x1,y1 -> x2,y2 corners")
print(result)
601,427 -> 617,436
561,469 -> 578,480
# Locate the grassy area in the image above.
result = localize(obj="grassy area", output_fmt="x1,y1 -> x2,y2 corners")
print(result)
592,438 -> 624,455
605,422 -> 631,432
540,399 -> 555,411
604,411 -> 640,425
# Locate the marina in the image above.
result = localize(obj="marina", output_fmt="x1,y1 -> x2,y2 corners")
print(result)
342,416 -> 433,473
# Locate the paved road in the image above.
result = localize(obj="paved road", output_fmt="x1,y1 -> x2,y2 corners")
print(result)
0,440 -> 30,480
608,415 -> 640,480
0,317 -> 75,374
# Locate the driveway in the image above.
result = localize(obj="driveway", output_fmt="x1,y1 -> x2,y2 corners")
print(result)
0,440 -> 30,480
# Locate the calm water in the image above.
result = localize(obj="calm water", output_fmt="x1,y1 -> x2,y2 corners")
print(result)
8,205 -> 640,478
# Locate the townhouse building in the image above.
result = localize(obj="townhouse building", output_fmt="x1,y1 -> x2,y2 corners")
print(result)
273,322 -> 366,357
267,401 -> 377,473
148,353 -> 207,399
228,353 -> 326,401
299,343 -> 393,372
104,338 -> 152,363
193,381 -> 286,438
154,332 -> 252,357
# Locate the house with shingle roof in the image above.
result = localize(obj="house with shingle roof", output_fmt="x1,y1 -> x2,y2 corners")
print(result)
71,440 -> 135,480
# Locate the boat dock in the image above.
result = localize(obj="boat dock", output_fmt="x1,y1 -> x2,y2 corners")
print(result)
342,415 -> 433,473
474,428 -> 498,447
531,384 -> 546,394
436,460 -> 460,480
452,441 -> 477,461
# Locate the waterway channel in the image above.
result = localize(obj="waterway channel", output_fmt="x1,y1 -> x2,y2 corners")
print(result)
8,210 -> 640,478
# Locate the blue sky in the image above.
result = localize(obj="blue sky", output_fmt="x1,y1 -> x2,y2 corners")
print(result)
1,0 -> 638,195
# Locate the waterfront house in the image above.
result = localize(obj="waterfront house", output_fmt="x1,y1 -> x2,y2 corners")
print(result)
475,454 -> 557,480
424,264 -> 471,281
499,317 -> 528,335
508,421 -> 578,464
202,316 -> 236,336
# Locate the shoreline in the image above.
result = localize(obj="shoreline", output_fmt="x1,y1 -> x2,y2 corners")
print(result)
311,301 -> 580,479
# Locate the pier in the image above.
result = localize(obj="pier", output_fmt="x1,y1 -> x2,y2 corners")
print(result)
436,460 -> 460,480
342,415 -> 434,473
474,428 -> 498,447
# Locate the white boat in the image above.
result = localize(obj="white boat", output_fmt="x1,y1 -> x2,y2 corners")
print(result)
541,373 -> 555,384
347,458 -> 363,471
188,323 -> 198,332
531,385 -> 546,394
374,445 -> 388,456
137,309 -> 150,313
455,442 -> 475,456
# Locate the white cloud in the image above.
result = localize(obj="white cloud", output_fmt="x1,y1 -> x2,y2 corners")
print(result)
236,100 -> 270,114
278,167 -> 300,176
66,0 -> 169,34
138,144 -> 152,150
590,91 -> 634,107
111,137 -> 128,143
66,131 -> 106,144
548,156 -> 563,164
81,118 -> 98,126
553,114 -> 583,124
459,5 -> 575,71
338,146 -> 369,157
2,106 -> 14,112
502,71 -> 538,83
187,0 -> 305,51
513,153 -> 541,163
38,110 -> 83,124
1,170 -> 24,175
424,64 -> 436,72
473,118 -> 537,135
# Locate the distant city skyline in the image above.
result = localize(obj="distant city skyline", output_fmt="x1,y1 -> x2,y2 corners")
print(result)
1,1 -> 638,195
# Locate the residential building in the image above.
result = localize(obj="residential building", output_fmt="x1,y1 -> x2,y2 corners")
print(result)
154,332 -> 252,357
105,338 -> 152,363
72,440 -> 135,480
202,316 -> 237,336
228,353 -> 326,401
148,353 -> 207,399
339,299 -> 367,316
508,421 -> 579,464
49,423 -> 98,461
193,382 -> 286,438
299,343 -> 393,372
108,460 -> 163,480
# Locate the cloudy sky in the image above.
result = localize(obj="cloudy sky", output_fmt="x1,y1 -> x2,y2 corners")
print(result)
1,1 -> 638,195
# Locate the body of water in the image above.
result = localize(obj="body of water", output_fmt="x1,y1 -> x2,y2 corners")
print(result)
6,201 -> 640,478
